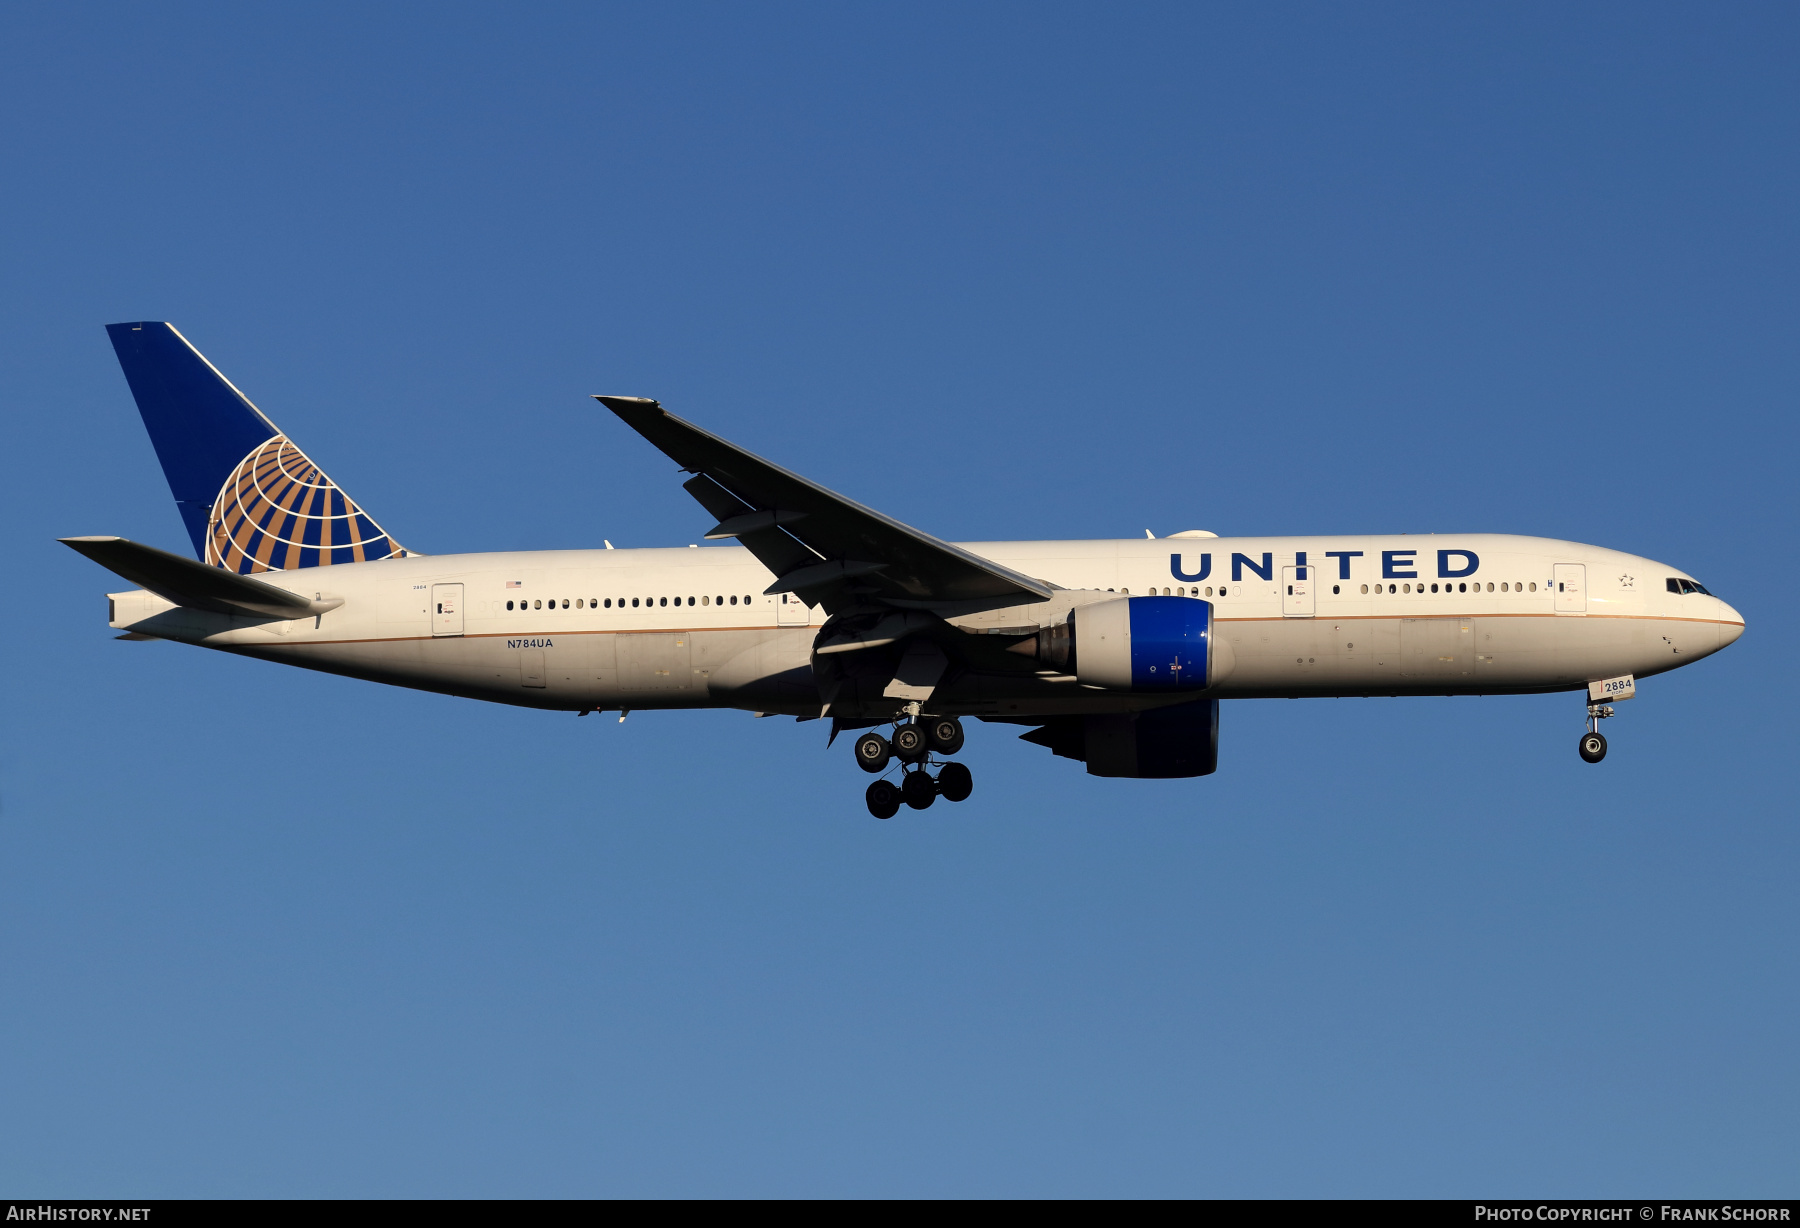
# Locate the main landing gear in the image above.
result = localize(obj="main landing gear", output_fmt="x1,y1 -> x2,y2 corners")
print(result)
856,716 -> 973,819
1579,702 -> 1614,764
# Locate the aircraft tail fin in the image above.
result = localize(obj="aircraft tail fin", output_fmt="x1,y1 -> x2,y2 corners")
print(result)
105,322 -> 405,572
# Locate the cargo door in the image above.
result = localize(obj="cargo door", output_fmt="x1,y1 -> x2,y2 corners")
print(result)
1281,565 -> 1315,617
431,583 -> 464,637
618,633 -> 693,690
520,649 -> 546,688
1400,618 -> 1474,678
1554,563 -> 1587,614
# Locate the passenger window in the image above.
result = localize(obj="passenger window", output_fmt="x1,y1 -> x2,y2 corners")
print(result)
632,598 -> 639,608
1529,583 -> 1537,592
562,599 -> 569,609
506,600 -> 514,610
729,595 -> 737,605
1360,584 -> 1368,594
744,596 -> 752,604
688,596 -> 695,606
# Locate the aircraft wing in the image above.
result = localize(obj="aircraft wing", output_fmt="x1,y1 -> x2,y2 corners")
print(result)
60,536 -> 342,619
595,397 -> 1054,612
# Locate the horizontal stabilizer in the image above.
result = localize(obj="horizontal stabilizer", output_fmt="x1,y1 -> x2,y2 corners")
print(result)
60,536 -> 342,619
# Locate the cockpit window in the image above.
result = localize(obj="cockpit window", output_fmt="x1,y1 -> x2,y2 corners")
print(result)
1668,578 -> 1714,596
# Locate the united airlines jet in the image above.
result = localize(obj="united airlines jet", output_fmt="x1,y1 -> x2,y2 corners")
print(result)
67,323 -> 1745,818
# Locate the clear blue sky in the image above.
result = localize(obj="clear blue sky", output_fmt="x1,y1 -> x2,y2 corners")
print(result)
2,2 -> 1795,1197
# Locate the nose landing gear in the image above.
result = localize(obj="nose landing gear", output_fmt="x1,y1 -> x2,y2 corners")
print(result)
1579,702 -> 1614,763
857,715 -> 973,817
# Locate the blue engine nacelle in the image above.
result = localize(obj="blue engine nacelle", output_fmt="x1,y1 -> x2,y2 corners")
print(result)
1071,595 -> 1215,691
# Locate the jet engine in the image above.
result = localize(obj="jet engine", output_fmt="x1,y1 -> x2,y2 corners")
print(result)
1031,595 -> 1223,691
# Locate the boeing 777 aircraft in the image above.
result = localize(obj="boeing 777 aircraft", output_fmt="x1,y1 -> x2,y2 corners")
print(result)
67,323 -> 1745,817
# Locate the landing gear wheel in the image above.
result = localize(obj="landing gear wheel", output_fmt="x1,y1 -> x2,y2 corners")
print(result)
901,770 -> 937,810
866,779 -> 901,819
892,722 -> 928,763
937,761 -> 973,803
854,732 -> 892,773
1579,731 -> 1608,763
925,716 -> 964,755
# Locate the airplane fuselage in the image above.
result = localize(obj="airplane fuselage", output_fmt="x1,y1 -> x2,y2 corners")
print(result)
105,532 -> 1744,719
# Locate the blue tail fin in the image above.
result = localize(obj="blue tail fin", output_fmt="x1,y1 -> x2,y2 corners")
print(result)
106,322 -> 406,573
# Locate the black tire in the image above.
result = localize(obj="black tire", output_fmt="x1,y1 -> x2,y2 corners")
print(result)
926,716 -> 965,755
866,779 -> 901,819
1578,731 -> 1608,763
892,722 -> 928,763
937,761 -> 973,803
854,732 -> 892,773
901,769 -> 936,810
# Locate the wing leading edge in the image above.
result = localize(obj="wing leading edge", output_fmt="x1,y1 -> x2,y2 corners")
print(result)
595,396 -> 1053,614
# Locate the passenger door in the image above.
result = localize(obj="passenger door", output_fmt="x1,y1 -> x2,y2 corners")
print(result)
1281,565 -> 1315,617
1554,563 -> 1586,614
777,593 -> 811,626
431,583 -> 464,637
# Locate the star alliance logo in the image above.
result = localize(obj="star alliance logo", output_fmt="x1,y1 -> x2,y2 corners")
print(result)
1619,573 -> 1635,588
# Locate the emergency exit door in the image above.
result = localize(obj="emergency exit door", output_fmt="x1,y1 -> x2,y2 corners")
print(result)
431,583 -> 464,636
1553,564 -> 1586,614
1282,565 -> 1315,617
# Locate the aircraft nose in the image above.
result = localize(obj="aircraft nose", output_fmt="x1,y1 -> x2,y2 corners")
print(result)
1717,603 -> 1745,648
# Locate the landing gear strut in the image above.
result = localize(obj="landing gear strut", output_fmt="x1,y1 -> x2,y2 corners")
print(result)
1579,702 -> 1614,764
857,714 -> 974,817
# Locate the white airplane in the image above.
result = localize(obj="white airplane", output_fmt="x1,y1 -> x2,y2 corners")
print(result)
68,323 -> 1745,818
